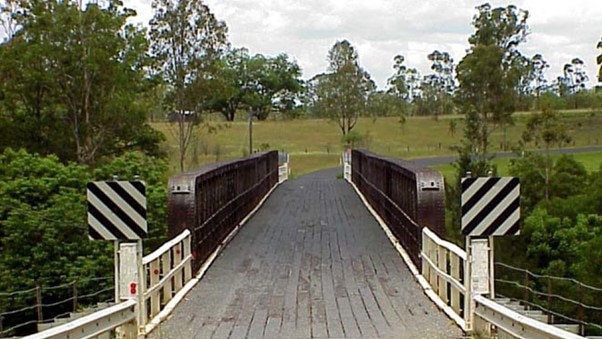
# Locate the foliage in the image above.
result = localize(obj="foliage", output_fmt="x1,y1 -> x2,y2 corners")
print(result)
416,50 -> 456,118
149,0 -> 228,172
240,52 -> 303,121
387,54 -> 421,103
530,54 -> 549,109
0,149 -> 111,315
456,3 -> 530,158
0,0 -> 164,165
0,149 -> 169,323
311,40 -> 375,135
366,90 -> 407,117
598,36 -> 602,82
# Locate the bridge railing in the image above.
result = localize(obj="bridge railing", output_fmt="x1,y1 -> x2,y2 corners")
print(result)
350,149 -> 445,268
421,227 -> 467,330
22,299 -> 137,339
141,229 -> 192,333
347,150 -> 588,338
168,151 -> 279,271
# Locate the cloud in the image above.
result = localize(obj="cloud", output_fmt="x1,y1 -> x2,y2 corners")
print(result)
127,0 -> 602,89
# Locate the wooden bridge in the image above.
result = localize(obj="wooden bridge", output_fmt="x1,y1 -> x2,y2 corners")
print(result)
24,150 -> 589,339
149,168 -> 461,338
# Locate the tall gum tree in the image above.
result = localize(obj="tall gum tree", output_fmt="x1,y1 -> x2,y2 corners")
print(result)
456,3 -> 530,161
149,0 -> 228,172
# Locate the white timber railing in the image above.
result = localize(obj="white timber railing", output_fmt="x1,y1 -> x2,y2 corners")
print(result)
278,163 -> 289,183
419,228 -> 585,338
141,229 -> 193,335
22,299 -> 137,339
421,227 -> 467,331
343,162 -> 351,181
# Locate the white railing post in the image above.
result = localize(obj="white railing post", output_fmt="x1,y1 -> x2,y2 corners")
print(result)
465,237 -> 492,334
117,241 -> 143,337
161,251 -> 172,304
173,242 -> 183,291
184,233 -> 192,281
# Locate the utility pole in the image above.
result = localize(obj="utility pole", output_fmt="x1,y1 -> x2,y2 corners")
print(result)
248,110 -> 253,155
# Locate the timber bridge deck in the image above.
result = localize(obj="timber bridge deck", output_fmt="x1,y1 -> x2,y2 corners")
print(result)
149,169 -> 461,339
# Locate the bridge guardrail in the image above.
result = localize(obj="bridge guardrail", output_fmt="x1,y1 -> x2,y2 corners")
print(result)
141,229 -> 192,333
473,295 -> 584,339
22,299 -> 137,339
421,227 -> 467,330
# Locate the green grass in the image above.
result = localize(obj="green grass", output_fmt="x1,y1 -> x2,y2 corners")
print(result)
152,110 -> 602,176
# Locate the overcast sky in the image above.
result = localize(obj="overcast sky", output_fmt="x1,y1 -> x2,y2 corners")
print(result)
133,1 -> 600,88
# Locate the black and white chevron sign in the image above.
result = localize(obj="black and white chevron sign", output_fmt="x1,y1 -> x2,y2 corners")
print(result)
87,181 -> 147,240
461,177 -> 520,237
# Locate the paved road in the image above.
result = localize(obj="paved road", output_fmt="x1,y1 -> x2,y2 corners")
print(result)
409,145 -> 602,167
150,169 -> 462,339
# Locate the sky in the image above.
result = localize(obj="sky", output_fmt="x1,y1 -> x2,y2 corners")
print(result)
24,0 -> 602,89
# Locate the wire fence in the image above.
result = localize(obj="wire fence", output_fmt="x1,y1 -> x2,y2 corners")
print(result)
495,261 -> 602,336
0,277 -> 114,337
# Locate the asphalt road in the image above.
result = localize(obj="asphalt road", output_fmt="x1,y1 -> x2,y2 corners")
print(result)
406,146 -> 602,168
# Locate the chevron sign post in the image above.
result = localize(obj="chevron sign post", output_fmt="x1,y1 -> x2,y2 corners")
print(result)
461,177 -> 520,237
461,176 -> 520,330
87,181 -> 147,240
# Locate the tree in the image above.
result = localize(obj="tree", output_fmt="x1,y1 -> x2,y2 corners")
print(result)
387,54 -> 421,106
149,0 -> 228,172
0,0 -> 163,165
366,90 -> 407,117
597,36 -> 602,82
206,48 -> 248,121
0,149 -> 169,334
531,53 -> 549,109
520,108 -> 571,200
456,3 -> 530,159
312,40 -> 374,135
241,52 -> 303,121
0,0 -> 20,41
558,58 -> 589,108
420,50 -> 455,119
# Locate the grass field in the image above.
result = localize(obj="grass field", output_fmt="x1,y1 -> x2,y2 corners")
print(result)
152,110 -> 602,176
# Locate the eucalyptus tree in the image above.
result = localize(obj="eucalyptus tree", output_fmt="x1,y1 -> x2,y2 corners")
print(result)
149,0 -> 228,171
456,3 -> 530,160
313,40 -> 374,135
598,36 -> 602,82
419,50 -> 455,118
531,53 -> 549,109
556,58 -> 589,109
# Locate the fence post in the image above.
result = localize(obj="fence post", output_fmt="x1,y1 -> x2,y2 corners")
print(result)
523,270 -> 529,310
547,277 -> 552,323
35,285 -> 43,323
72,280 -> 78,312
578,282 -> 584,335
